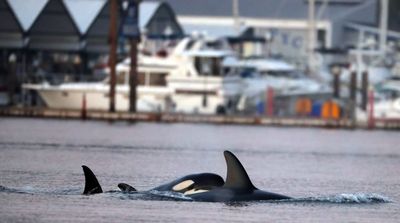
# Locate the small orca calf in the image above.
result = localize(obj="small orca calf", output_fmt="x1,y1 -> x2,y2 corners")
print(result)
81,150 -> 291,202
117,183 -> 137,192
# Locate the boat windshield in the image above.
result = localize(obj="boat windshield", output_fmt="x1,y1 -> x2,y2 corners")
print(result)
194,56 -> 224,76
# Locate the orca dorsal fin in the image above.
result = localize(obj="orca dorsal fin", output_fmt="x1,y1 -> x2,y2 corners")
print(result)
118,183 -> 137,192
82,165 -> 103,195
223,151 -> 256,190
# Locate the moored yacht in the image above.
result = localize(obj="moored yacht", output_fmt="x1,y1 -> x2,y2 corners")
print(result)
23,51 -> 177,112
22,37 -> 243,114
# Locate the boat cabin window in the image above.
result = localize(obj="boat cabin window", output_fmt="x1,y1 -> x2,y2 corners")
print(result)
194,57 -> 223,76
110,72 -> 167,86
138,72 -> 167,86
185,40 -> 196,50
117,72 -> 128,85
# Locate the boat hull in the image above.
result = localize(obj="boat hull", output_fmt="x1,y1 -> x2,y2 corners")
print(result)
24,84 -> 171,112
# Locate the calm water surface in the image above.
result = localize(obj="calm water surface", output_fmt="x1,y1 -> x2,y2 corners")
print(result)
0,118 -> 399,222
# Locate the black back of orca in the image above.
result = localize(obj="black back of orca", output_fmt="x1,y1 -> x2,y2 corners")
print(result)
187,151 -> 291,202
152,173 -> 224,193
81,165 -> 221,195
82,165 -> 103,195
118,173 -> 223,194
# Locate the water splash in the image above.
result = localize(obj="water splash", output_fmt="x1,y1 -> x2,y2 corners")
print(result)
0,185 -> 81,195
147,190 -> 193,201
286,193 -> 391,204
0,186 -> 391,204
0,185 -> 31,194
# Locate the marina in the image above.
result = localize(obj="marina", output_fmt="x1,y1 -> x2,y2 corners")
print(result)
1,0 -> 400,222
1,0 -> 399,124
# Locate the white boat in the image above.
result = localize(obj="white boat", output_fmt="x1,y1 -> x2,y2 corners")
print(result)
372,80 -> 400,119
223,56 -> 330,113
167,49 -> 242,114
356,79 -> 400,121
224,56 -> 326,94
23,37 -> 243,114
23,42 -> 180,112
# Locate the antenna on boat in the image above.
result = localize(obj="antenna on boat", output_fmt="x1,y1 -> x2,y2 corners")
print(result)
232,0 -> 240,36
379,0 -> 388,55
307,0 -> 317,77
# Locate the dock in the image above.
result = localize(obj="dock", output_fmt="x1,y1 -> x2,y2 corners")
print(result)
0,107 -> 399,130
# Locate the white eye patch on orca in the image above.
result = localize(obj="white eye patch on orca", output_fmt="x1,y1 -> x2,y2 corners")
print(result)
183,189 -> 208,195
172,180 -> 194,192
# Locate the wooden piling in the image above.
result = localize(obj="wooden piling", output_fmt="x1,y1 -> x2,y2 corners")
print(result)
361,71 -> 369,111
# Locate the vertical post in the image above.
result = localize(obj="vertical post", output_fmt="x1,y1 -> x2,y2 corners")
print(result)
129,38 -> 138,112
332,66 -> 340,99
350,71 -> 357,102
368,88 -> 375,129
81,93 -> 87,120
265,87 -> 274,116
122,0 -> 140,113
361,71 -> 369,111
349,71 -> 357,123
232,0 -> 240,35
307,0 -> 316,75
8,54 -> 17,106
108,0 -> 118,112
379,0 -> 388,54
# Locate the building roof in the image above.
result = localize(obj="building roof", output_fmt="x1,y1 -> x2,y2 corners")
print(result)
7,0 -> 47,31
0,0 -> 24,48
140,1 -> 162,29
29,0 -> 80,36
26,0 -> 82,51
63,0 -> 106,34
0,0 -> 22,33
3,0 -> 179,35
0,0 -> 182,51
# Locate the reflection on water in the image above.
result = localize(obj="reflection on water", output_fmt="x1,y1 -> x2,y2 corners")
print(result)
0,118 -> 399,222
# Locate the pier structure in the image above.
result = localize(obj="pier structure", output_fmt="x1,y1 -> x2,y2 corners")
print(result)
1,107 -> 399,130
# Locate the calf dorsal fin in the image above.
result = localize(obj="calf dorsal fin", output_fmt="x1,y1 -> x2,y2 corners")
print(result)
118,183 -> 137,192
223,151 -> 256,190
82,165 -> 103,195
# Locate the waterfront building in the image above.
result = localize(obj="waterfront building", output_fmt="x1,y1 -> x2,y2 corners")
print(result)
161,0 -> 400,65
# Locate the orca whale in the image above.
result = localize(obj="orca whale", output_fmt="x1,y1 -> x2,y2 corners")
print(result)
82,165 -> 104,195
82,165 -> 139,195
185,151 -> 291,202
152,173 -> 224,194
81,166 -> 223,195
81,150 -> 291,201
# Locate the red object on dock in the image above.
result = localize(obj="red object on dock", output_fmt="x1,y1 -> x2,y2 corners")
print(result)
265,87 -> 274,116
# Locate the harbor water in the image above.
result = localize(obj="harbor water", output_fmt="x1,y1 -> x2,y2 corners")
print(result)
0,118 -> 399,222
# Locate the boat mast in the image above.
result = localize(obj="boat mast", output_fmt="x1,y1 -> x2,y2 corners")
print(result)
379,0 -> 388,55
232,0 -> 240,35
108,0 -> 118,112
307,0 -> 316,76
